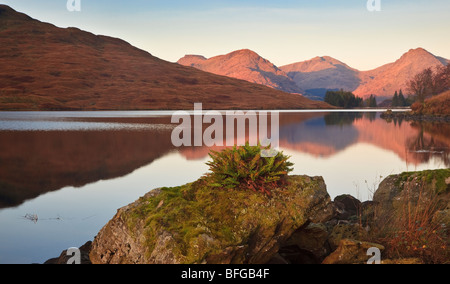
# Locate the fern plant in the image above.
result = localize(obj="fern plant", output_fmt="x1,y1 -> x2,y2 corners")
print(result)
203,143 -> 294,196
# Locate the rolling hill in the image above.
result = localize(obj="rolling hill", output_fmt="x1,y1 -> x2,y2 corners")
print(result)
0,5 -> 329,111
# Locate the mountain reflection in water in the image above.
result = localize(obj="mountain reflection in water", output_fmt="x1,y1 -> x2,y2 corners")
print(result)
0,112 -> 448,210
0,111 -> 448,264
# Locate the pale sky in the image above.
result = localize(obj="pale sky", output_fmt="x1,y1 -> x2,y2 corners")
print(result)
2,0 -> 450,70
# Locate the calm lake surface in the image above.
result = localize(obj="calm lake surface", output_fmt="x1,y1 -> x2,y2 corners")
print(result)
0,110 -> 448,264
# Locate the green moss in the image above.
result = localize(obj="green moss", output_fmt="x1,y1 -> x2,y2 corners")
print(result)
426,169 -> 450,194
393,172 -> 414,188
393,169 -> 450,194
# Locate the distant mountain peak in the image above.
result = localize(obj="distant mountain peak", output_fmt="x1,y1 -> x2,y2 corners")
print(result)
177,55 -> 207,67
220,49 -> 266,62
401,47 -> 436,60
181,54 -> 207,60
397,48 -> 448,66
177,49 -> 303,94
404,48 -> 449,66
407,47 -> 430,54
230,49 -> 259,56
354,47 -> 448,99
314,56 -> 339,63
278,56 -> 360,96
281,56 -> 352,73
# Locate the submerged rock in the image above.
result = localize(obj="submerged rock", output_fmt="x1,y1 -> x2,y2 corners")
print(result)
89,175 -> 334,264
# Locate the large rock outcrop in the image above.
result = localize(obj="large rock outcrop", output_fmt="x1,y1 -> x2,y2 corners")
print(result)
89,175 -> 334,264
370,169 -> 450,264
373,169 -> 450,219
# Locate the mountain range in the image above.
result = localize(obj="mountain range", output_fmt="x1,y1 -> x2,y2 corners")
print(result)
178,50 -> 303,94
179,48 -> 449,101
1,4 -> 448,109
0,5 -> 329,111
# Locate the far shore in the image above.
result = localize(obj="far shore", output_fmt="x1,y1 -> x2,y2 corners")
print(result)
0,108 -> 411,114
381,110 -> 450,123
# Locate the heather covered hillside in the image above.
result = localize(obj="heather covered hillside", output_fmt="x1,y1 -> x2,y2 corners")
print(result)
0,5 -> 330,111
411,90 -> 450,117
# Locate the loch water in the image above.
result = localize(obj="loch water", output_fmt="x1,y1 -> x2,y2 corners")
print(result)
0,110 -> 448,264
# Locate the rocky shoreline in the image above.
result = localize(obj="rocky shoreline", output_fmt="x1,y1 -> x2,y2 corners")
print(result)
381,110 -> 450,123
45,170 -> 450,265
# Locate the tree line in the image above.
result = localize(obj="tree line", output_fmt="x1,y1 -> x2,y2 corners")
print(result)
407,65 -> 450,102
324,90 -> 377,108
324,64 -> 449,108
391,90 -> 409,107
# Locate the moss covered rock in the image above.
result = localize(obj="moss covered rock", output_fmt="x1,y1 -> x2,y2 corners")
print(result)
89,175 -> 334,264
373,169 -> 450,217
371,169 -> 450,263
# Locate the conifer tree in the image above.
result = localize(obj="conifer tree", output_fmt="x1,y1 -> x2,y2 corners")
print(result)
398,89 -> 406,107
392,91 -> 399,107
